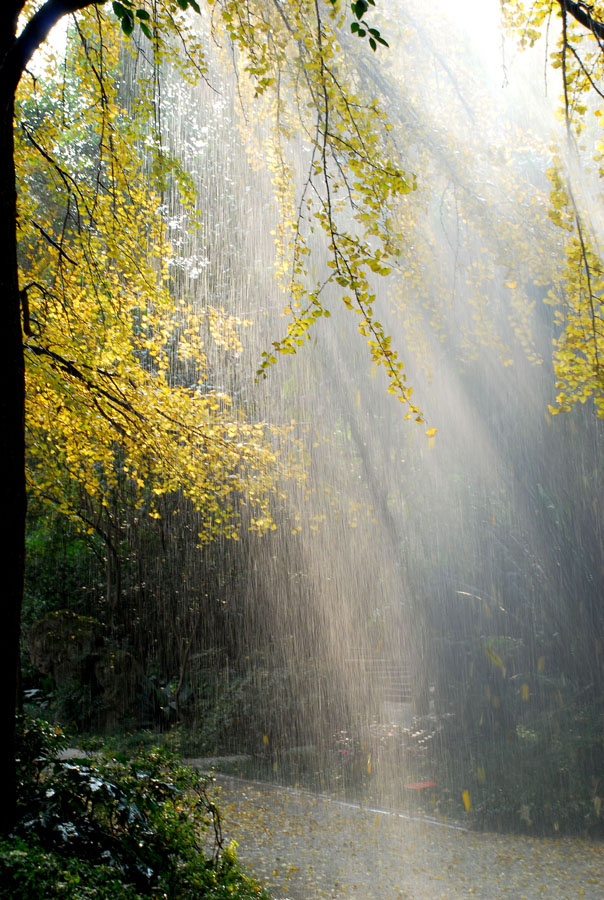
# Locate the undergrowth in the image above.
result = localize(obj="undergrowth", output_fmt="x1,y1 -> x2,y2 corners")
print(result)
0,716 -> 270,900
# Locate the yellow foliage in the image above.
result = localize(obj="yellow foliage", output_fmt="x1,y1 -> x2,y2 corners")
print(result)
216,0 -> 421,415
18,10 -> 297,537
462,789 -> 471,812
502,0 -> 604,415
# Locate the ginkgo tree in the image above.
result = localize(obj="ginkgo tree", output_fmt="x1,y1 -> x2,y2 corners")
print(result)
0,0 -> 415,832
20,24 -> 290,541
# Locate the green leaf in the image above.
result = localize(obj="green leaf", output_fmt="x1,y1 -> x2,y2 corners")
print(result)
352,1 -> 369,21
121,12 -> 134,35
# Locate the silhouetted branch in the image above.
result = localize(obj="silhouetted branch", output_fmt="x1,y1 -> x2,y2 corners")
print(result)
1,0 -> 104,96
561,0 -> 604,43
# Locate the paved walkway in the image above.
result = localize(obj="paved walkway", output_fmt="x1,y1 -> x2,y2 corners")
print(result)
212,776 -> 604,900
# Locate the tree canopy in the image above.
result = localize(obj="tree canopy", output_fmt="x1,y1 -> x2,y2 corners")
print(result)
19,17 -> 293,539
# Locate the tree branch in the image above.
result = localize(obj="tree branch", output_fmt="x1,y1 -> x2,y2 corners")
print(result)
561,0 -> 604,43
1,0 -> 107,97
27,343 -> 145,429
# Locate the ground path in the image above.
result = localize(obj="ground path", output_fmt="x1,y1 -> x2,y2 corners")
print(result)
205,775 -> 603,900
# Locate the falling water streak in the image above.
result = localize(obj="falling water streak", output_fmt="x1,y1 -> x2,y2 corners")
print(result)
115,0 -> 604,849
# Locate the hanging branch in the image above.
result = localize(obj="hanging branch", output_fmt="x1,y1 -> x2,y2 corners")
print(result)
560,0 -> 604,43
560,0 -> 602,378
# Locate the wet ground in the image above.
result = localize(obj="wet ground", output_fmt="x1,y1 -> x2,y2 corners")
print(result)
210,775 -> 603,900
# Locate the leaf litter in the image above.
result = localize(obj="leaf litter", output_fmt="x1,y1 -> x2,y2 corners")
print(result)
212,776 -> 603,900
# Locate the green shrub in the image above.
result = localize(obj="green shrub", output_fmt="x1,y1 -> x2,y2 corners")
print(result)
1,716 -> 269,900
433,698 -> 604,836
0,839 -> 140,900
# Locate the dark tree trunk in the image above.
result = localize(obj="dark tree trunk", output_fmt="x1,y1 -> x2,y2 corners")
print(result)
0,0 -> 102,836
0,14 -> 25,834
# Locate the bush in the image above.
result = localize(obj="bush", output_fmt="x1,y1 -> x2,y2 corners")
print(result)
1,716 -> 269,900
433,698 -> 604,836
0,839 -> 140,900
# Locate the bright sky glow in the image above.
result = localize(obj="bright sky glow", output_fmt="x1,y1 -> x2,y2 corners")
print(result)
26,16 -> 68,77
